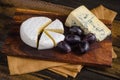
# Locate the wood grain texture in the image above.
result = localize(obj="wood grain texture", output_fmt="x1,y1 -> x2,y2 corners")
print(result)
0,0 -> 73,15
2,28 -> 112,66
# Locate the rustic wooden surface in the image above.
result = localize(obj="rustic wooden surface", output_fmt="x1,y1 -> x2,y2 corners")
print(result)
0,0 -> 120,80
2,27 -> 112,67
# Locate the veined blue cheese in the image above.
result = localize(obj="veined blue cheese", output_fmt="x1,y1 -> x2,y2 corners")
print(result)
65,5 -> 111,41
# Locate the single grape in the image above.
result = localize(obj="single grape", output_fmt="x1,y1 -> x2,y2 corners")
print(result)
65,34 -> 81,45
69,26 -> 83,36
73,41 -> 90,54
83,33 -> 96,44
56,41 -> 71,53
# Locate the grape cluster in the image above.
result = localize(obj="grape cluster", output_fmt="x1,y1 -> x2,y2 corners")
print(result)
56,26 -> 96,55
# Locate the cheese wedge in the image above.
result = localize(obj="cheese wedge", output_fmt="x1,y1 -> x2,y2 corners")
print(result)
65,5 -> 111,41
38,32 -> 54,50
45,19 -> 64,34
45,30 -> 65,46
20,17 -> 52,48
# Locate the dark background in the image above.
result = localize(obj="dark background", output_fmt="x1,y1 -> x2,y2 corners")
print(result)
42,0 -> 120,20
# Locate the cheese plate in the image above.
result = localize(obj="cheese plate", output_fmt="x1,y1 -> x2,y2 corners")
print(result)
1,6 -> 112,67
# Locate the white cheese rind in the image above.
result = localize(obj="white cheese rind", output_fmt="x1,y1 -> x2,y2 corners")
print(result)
20,17 -> 52,48
65,5 -> 111,41
38,32 -> 54,50
46,31 -> 65,46
45,19 -> 64,34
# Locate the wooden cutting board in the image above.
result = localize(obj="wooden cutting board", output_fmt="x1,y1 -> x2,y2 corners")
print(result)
1,27 -> 112,67
1,9 -> 112,67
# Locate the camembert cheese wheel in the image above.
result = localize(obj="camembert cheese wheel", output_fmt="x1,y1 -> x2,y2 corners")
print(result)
20,17 -> 65,50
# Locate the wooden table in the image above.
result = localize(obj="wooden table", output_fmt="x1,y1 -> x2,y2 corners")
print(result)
0,0 -> 120,80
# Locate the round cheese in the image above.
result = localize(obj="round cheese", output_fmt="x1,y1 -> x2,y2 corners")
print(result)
20,17 -> 52,48
20,17 -> 65,50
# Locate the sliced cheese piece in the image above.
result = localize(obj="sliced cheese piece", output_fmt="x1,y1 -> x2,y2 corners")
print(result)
38,32 -> 54,50
45,19 -> 64,34
45,30 -> 65,46
65,5 -> 111,41
20,17 -> 52,48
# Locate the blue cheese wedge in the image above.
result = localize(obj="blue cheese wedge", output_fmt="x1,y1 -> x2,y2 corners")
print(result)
45,19 -> 64,34
65,5 -> 111,41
